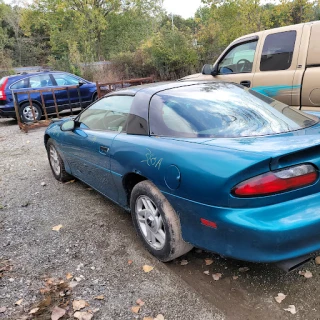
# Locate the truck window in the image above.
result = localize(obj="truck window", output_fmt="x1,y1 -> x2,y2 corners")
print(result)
218,41 -> 257,74
260,31 -> 296,71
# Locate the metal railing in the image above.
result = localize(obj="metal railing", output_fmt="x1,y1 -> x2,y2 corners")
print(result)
12,85 -> 83,133
96,76 -> 154,98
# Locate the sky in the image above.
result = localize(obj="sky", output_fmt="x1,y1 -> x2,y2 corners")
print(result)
3,0 -> 204,18
163,0 -> 203,18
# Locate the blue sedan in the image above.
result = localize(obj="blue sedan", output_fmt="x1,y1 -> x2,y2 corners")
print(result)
44,81 -> 320,264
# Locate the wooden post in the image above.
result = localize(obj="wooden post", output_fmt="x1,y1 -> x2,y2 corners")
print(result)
96,81 -> 101,98
40,92 -> 48,120
52,89 -> 60,118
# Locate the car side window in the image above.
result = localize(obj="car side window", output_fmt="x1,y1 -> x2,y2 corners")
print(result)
218,41 -> 258,74
10,79 -> 29,90
52,73 -> 80,86
260,31 -> 296,71
29,74 -> 53,88
77,95 -> 134,132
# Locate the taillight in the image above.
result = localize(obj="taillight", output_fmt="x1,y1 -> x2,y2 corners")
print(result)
232,164 -> 318,197
0,77 -> 8,101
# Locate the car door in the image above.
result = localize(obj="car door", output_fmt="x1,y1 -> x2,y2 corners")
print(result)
251,27 -> 303,106
23,74 -> 55,108
51,73 -> 85,110
214,38 -> 259,88
61,94 -> 134,201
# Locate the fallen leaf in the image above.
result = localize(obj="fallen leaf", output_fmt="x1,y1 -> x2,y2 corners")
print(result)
304,270 -> 313,278
29,307 -> 39,314
52,224 -> 63,232
0,307 -> 6,313
40,287 -> 50,294
212,273 -> 222,281
94,295 -> 104,300
131,306 -> 140,313
180,259 -> 188,266
69,281 -> 78,288
136,298 -> 145,306
128,260 -> 133,265
205,259 -> 214,266
73,300 -> 88,311
143,317 -> 153,320
299,270 -> 313,278
203,270 -> 210,275
315,256 -> 320,265
274,293 -> 287,304
142,265 -> 154,273
239,267 -> 250,272
155,314 -> 165,320
64,179 -> 76,184
232,276 -> 239,280
74,311 -> 93,320
284,305 -> 297,314
15,299 -> 23,306
51,306 -> 66,320
66,273 -> 73,280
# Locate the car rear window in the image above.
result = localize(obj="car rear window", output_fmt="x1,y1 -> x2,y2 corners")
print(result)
149,83 -> 318,138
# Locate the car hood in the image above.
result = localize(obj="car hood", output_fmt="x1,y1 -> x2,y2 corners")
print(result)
179,73 -> 214,81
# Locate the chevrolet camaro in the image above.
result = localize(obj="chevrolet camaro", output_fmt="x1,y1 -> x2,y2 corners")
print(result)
44,81 -> 320,264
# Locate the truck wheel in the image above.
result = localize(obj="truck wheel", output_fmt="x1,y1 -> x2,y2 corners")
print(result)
131,180 -> 193,262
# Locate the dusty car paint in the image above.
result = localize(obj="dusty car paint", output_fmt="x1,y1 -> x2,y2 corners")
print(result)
45,81 -> 320,263
182,21 -> 320,108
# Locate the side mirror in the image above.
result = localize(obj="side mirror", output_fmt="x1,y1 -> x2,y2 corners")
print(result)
202,64 -> 214,75
61,119 -> 75,131
78,81 -> 85,87
211,64 -> 218,76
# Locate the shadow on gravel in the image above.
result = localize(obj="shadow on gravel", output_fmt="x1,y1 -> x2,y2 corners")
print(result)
167,248 -> 319,320
0,118 -> 18,127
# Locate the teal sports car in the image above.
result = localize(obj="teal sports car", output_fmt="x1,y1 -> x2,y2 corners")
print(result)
44,81 -> 320,267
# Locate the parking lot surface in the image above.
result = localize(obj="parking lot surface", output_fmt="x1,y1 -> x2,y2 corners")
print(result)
0,118 -> 320,320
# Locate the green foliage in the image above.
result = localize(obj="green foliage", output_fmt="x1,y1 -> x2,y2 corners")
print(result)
1,0 -> 320,80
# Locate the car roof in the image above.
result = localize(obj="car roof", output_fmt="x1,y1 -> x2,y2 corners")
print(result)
106,80 -> 222,97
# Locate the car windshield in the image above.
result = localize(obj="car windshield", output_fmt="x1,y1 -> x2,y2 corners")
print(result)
149,83 -> 318,138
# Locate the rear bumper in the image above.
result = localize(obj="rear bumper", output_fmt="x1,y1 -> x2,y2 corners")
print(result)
0,105 -> 16,118
165,191 -> 320,263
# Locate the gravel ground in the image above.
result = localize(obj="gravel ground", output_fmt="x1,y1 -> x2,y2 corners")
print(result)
0,118 -> 224,320
1,118 -> 320,320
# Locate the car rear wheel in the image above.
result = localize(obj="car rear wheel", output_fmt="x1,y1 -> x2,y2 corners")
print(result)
47,139 -> 73,182
131,180 -> 193,261
20,102 -> 42,122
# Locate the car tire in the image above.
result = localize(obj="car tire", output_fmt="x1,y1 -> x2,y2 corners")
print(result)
131,180 -> 193,262
20,102 -> 42,122
46,138 -> 73,182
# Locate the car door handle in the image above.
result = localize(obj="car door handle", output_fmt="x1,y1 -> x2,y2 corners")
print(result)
99,146 -> 109,155
240,81 -> 251,88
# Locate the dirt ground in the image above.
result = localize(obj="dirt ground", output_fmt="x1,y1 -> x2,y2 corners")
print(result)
0,118 -> 320,320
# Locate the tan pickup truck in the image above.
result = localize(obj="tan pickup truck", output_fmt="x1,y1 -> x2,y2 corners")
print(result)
183,21 -> 320,108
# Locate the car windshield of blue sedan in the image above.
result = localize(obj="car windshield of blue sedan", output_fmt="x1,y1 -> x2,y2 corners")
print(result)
149,83 -> 318,138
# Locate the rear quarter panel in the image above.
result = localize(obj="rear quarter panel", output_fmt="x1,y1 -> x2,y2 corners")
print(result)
110,135 -> 271,208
